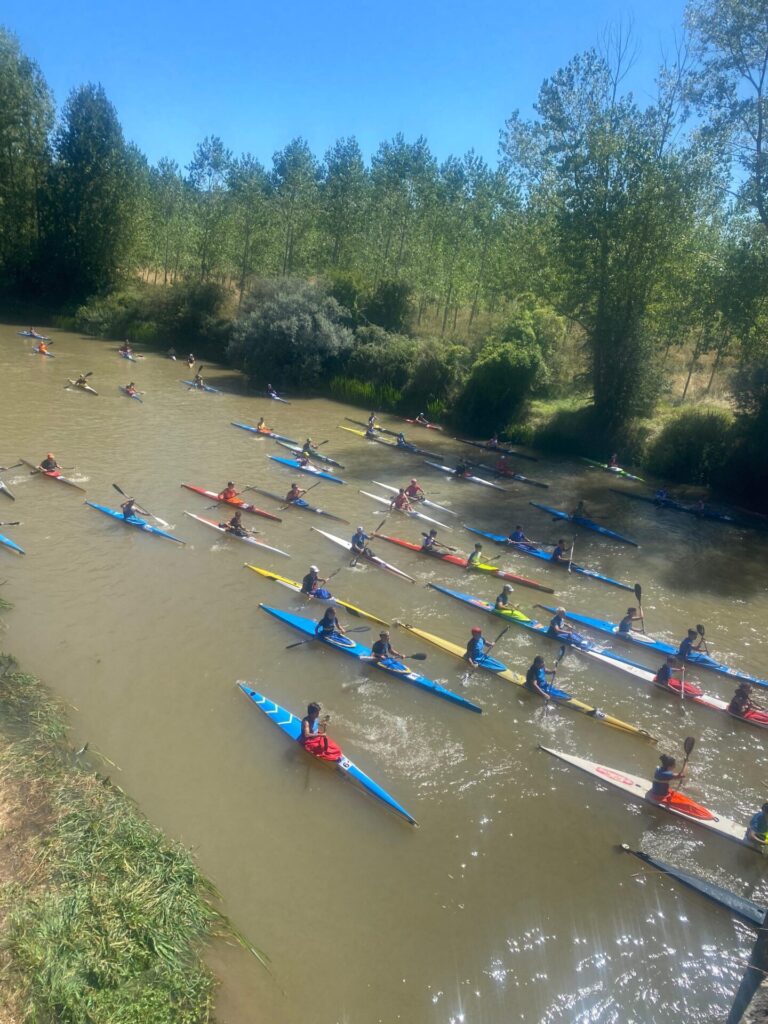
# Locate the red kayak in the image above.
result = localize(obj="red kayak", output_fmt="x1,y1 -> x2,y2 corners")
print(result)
373,533 -> 555,593
181,484 -> 282,522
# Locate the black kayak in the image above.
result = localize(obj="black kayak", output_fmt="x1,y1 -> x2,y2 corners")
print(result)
620,844 -> 765,926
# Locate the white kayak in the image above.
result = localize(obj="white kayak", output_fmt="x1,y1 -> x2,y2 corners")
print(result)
310,527 -> 416,583
184,512 -> 290,557
358,490 -> 452,530
370,480 -> 457,517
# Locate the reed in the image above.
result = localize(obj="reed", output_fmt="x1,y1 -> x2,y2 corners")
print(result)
329,375 -> 402,411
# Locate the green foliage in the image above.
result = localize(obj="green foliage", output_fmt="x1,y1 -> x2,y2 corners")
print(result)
229,279 -> 353,389
645,406 -> 735,483
400,340 -> 470,412
345,326 -> 419,389
456,340 -> 543,433
364,279 -> 413,333
329,376 -> 402,411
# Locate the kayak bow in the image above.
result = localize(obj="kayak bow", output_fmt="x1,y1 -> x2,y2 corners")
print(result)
268,455 -> 344,485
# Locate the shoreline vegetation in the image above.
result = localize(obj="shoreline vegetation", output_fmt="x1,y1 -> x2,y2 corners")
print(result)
0,604 -> 265,1023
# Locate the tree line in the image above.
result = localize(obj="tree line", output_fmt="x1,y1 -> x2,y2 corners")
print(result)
1,2 -> 768,506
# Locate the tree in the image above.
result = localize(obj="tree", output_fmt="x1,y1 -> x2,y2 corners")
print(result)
271,139 -> 320,275
227,154 -> 273,302
187,135 -> 233,281
319,137 -> 369,270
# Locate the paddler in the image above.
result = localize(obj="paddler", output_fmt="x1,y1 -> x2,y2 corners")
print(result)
746,803 -> 768,846
494,454 -> 510,475
301,438 -> 316,454
390,488 -> 413,513
285,482 -> 306,503
494,583 -> 514,610
454,460 -> 470,478
415,412 -> 429,426
548,607 -> 572,639
524,655 -> 557,701
487,433 -> 500,448
167,347 -> 177,359
405,478 -> 425,501
508,525 -> 534,546
297,451 -> 313,468
728,683 -> 757,719
367,412 -> 377,430
37,340 -> 49,354
420,528 -> 445,553
571,500 -> 589,519
218,481 -> 238,501
221,510 -> 248,537
39,453 -> 60,472
186,353 -> 195,366
464,626 -> 488,667
654,487 -> 669,503
118,340 -> 132,355
299,703 -> 342,760
551,538 -> 573,564
74,372 -> 90,387
121,496 -> 148,519
654,656 -> 681,691
678,628 -> 705,661
125,382 -> 138,396
301,565 -> 331,599
607,453 -> 619,469
395,432 -> 411,449
351,525 -> 370,556
315,607 -> 345,637
256,416 -> 269,432
618,607 -> 644,634
192,370 -> 205,388
371,630 -> 403,662
650,754 -> 686,801
466,542 -> 485,568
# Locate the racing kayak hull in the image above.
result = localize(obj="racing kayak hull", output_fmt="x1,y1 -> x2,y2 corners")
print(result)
530,502 -> 639,546
541,746 -> 759,850
268,393 -> 291,404
462,525 -> 634,591
359,490 -> 452,530
181,379 -> 220,393
119,386 -> 143,402
0,532 -> 24,555
66,379 -> 98,395
19,458 -> 85,492
268,455 -> 344,485
32,347 -> 54,357
338,426 -> 441,460
86,502 -> 185,543
231,422 -> 298,445
245,564 -> 388,625
181,484 -> 282,521
120,351 -> 137,361
184,513 -> 290,556
245,486 -> 349,523
276,441 -> 345,469
463,459 -> 550,488
371,480 -> 457,516
310,527 -> 416,583
260,605 -> 482,713
18,331 -> 50,340
581,457 -> 644,482
237,684 -> 416,824
455,438 -> 539,462
609,488 -> 748,527
424,461 -> 507,492
0,480 -> 16,501
373,533 -> 554,593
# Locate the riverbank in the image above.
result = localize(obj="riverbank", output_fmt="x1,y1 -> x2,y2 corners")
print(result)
0,631 -> 263,1023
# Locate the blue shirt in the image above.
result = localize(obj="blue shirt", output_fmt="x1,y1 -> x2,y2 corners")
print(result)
351,531 -> 369,548
465,636 -> 485,661
552,545 -> 565,562
549,613 -> 566,635
651,767 -> 676,798
509,530 -> 526,543
750,811 -> 768,839
678,636 -> 695,659
618,614 -> 634,633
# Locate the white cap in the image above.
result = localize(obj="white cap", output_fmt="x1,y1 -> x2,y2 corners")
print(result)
310,565 -> 319,572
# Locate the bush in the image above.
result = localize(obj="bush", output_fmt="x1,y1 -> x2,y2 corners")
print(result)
456,340 -> 543,435
329,377 -> 402,411
364,279 -> 413,333
400,341 -> 470,413
645,407 -> 735,485
345,326 -> 419,390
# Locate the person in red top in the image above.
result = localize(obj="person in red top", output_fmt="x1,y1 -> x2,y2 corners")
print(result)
494,455 -> 510,476
218,481 -> 238,501
390,488 -> 413,512
405,479 -> 424,501
299,703 -> 342,761
285,482 -> 306,503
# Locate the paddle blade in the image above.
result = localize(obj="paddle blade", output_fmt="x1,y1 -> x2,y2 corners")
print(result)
406,652 -> 427,661
683,735 -> 696,757
634,583 -> 642,604
696,624 -> 706,637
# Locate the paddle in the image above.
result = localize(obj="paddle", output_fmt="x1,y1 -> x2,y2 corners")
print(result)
111,483 -> 171,528
420,531 -> 459,552
673,736 -> 696,791
279,480 -> 321,511
0,463 -> 22,472
567,537 -> 575,574
634,583 -> 645,633
301,567 -> 342,600
696,624 -> 710,653
355,519 -> 386,566
285,625 -> 370,650
0,521 -> 21,527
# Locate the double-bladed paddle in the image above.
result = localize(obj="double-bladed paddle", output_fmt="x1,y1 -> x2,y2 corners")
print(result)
285,625 -> 370,650
696,624 -> 710,653
0,521 -> 21,527
673,736 -> 696,791
634,583 -> 645,633
111,483 -> 171,528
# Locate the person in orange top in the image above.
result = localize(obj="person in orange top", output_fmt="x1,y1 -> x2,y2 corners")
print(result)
405,478 -> 425,501
390,488 -> 413,512
218,481 -> 238,501
37,340 -> 49,354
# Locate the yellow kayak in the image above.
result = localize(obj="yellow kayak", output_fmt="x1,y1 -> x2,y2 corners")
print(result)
244,564 -> 389,626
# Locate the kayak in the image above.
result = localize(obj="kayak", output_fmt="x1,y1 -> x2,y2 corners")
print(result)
268,392 -> 291,404
371,481 -> 457,517
244,564 -> 388,625
267,455 -> 344,485
338,426 -> 441,460
359,490 -> 453,530
540,746 -> 760,851
181,379 -> 220,394
184,513 -> 290,556
181,484 -> 282,522
32,347 -> 54,357
119,350 -> 137,361
311,527 -> 417,583
18,330 -> 50,340
86,501 -> 185,544
0,480 -> 16,501
237,683 -> 416,825
0,532 -> 24,555
19,458 -> 86,492
119,386 -> 143,402
276,441 -> 345,469
260,605 -> 481,713
455,438 -> 539,462
462,458 -> 550,489
345,417 -> 400,438
462,525 -> 635,591
404,418 -> 443,431
539,605 -> 768,689
581,457 -> 644,482
231,422 -> 298,444
609,488 -> 746,527
529,501 -> 639,546
395,623 -> 648,736
373,533 -> 555,593
620,844 -> 766,926
245,486 -> 349,523
66,379 -> 98,396
423,461 -> 507,492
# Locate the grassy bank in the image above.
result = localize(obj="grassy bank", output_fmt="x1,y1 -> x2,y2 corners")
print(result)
0,634 -> 264,1023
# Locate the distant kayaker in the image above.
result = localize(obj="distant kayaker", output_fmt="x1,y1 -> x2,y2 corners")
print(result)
367,412 -> 377,430
494,583 -> 514,609
167,347 -> 177,360
548,607 -> 571,638
405,479 -> 425,501
266,384 -> 280,399
390,488 -> 413,512
297,452 -> 312,468
256,417 -> 269,432
487,434 -> 500,448
571,500 -> 589,519
125,382 -> 138,396
464,626 -> 487,667
454,461 -> 470,478
186,353 -> 195,366
654,488 -> 669,503
221,510 -> 248,537
299,703 -> 342,760
371,630 -> 403,662
494,455 -> 510,475
607,453 -> 619,469
728,683 -> 757,719
678,629 -> 705,661
654,656 -> 681,691
466,542 -> 484,568
746,803 -> 768,846
74,373 -> 90,387
192,371 -> 205,388
118,341 -> 131,354
421,528 -> 443,553
507,525 -> 534,546
121,497 -> 147,519
650,754 -> 686,800
551,538 -> 572,564
316,607 -> 345,637
286,483 -> 306,503
395,432 -> 410,449
351,526 -> 370,556
218,482 -> 238,501
302,565 -> 331,598
37,341 -> 49,354
618,607 -> 644,634
415,412 -> 429,426
301,438 -> 316,454
524,656 -> 556,700
39,453 -> 60,472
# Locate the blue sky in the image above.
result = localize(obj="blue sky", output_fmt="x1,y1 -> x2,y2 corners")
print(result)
3,0 -> 688,170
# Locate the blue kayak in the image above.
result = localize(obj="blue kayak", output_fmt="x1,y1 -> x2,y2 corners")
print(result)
530,502 -> 639,546
276,440 -> 345,469
538,604 -> 768,689
260,605 -> 482,713
463,525 -> 635,591
231,422 -> 298,444
237,684 -> 417,825
119,386 -> 143,402
119,350 -> 137,361
32,346 -> 54,357
86,502 -> 185,544
267,455 -> 344,485
0,532 -> 24,555
181,379 -> 220,394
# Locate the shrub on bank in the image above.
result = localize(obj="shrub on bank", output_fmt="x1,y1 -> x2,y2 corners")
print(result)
645,406 -> 735,485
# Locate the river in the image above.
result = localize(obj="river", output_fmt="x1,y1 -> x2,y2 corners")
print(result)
2,324 -> 768,1023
